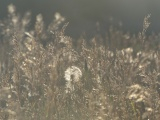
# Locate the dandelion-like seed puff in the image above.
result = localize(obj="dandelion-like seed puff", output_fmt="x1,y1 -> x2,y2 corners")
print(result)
64,66 -> 82,93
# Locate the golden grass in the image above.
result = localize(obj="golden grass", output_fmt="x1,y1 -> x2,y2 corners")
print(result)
0,4 -> 160,120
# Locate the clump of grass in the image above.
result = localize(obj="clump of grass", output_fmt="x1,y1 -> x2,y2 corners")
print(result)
0,4 -> 160,120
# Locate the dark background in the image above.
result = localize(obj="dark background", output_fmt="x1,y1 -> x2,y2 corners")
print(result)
0,0 -> 160,39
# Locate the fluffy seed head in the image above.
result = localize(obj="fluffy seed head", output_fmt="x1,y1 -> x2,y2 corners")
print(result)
64,66 -> 82,82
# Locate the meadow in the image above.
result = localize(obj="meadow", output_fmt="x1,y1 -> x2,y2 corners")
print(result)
0,4 -> 160,120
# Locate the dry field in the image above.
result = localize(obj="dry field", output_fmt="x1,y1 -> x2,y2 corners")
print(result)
0,4 -> 160,120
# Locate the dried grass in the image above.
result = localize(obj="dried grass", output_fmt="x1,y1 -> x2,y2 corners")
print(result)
0,4 -> 159,120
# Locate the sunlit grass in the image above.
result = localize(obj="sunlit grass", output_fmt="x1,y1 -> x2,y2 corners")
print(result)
0,4 -> 159,120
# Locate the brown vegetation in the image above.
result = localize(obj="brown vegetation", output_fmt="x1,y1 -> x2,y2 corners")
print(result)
0,4 -> 160,120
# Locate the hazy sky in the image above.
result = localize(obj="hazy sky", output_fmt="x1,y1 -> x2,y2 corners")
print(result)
0,0 -> 160,38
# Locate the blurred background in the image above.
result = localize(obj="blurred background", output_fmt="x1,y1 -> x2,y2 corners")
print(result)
0,0 -> 160,39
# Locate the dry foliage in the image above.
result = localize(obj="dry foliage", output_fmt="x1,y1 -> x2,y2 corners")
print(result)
0,4 -> 160,120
